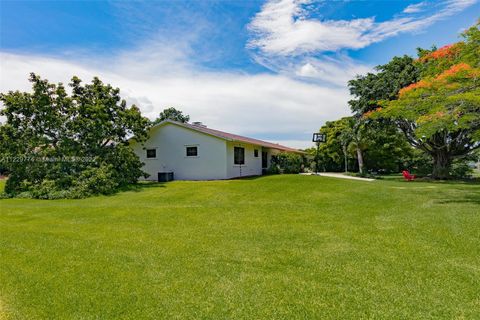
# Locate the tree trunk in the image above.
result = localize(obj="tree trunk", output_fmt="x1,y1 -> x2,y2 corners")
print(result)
356,147 -> 364,174
432,151 -> 451,179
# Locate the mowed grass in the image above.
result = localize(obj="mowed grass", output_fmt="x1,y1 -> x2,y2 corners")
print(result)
0,176 -> 479,319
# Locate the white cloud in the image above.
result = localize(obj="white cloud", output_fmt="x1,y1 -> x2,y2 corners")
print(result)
248,0 -> 374,55
297,63 -> 322,78
251,54 -> 372,87
246,0 -> 476,85
403,2 -> 427,14
248,0 -> 477,56
0,51 -> 350,149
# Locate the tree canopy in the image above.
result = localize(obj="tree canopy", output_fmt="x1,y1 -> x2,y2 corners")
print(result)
152,107 -> 190,125
369,22 -> 480,178
0,74 -> 150,198
344,21 -> 480,179
348,55 -> 420,116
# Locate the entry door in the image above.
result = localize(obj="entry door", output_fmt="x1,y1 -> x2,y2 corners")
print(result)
262,151 -> 268,169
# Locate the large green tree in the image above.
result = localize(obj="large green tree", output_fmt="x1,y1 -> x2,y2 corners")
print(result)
372,22 -> 480,179
348,55 -> 420,116
314,117 -> 412,174
360,121 -> 414,173
0,74 -> 150,198
311,117 -> 354,172
152,107 -> 190,125
346,55 -> 420,175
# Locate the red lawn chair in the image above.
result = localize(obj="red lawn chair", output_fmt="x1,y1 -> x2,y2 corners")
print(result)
402,170 -> 416,181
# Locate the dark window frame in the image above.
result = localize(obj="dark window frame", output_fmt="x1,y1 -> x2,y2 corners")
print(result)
254,149 -> 259,158
146,148 -> 156,159
186,146 -> 198,157
234,147 -> 245,165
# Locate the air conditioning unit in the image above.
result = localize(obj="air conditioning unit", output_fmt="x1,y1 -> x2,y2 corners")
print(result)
158,172 -> 174,182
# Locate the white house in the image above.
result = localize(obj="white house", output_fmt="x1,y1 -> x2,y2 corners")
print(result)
130,120 -> 304,181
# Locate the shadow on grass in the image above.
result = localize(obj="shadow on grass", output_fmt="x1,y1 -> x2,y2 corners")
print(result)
232,175 -> 271,181
381,174 -> 480,185
230,174 -> 307,181
434,182 -> 480,206
437,192 -> 480,205
375,174 -> 480,206
115,181 -> 166,194
0,181 -> 168,200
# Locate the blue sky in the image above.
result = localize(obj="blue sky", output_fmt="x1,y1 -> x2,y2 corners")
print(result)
1,0 -> 479,148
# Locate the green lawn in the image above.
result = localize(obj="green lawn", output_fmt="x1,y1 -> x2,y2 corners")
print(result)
1,176 -> 479,319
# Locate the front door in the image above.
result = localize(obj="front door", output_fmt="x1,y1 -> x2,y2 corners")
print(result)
262,151 -> 268,169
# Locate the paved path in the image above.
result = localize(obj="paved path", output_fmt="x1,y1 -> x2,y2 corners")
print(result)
300,172 -> 375,182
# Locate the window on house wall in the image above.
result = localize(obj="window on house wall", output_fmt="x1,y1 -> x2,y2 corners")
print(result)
234,147 -> 245,165
146,149 -> 156,159
186,146 -> 198,157
254,149 -> 259,157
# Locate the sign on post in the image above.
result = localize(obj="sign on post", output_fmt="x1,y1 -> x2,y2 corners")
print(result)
312,133 -> 326,174
312,133 -> 326,143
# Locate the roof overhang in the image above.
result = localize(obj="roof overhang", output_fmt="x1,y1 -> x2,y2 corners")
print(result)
138,119 -> 305,154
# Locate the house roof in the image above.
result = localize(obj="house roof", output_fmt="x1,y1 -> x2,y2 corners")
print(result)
155,120 -> 304,154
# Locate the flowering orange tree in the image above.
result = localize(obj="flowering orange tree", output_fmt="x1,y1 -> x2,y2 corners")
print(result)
370,22 -> 480,179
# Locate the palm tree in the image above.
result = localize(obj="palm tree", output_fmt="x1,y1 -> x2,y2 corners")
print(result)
340,118 -> 368,174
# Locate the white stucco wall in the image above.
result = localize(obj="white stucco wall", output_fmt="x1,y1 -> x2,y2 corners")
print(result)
131,123 -> 228,180
226,141 -> 263,178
